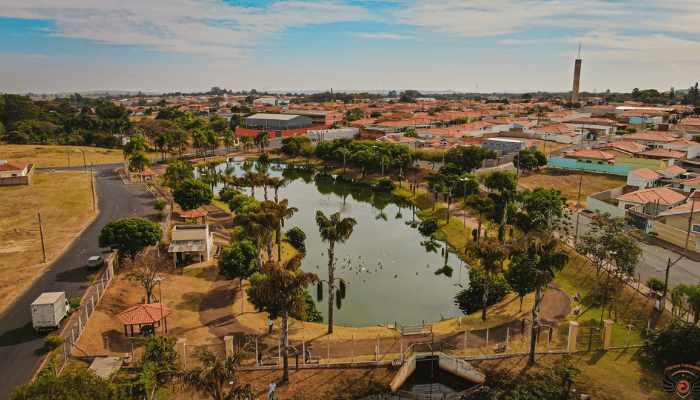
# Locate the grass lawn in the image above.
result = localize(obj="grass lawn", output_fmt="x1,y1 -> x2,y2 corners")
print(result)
471,351 -> 669,400
518,168 -> 627,208
0,171 -> 95,316
0,144 -> 127,168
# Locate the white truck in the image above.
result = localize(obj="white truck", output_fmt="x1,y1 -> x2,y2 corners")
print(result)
31,292 -> 70,331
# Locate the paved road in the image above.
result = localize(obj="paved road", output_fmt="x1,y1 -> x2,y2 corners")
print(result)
0,165 -> 156,399
573,211 -> 700,294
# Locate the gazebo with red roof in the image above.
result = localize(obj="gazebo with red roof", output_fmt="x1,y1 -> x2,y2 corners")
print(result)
117,302 -> 172,337
138,170 -> 157,182
180,208 -> 208,224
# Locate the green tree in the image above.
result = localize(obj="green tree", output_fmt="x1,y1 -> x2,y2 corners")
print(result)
98,218 -> 163,260
285,227 -> 306,252
465,195 -> 494,242
1,94 -> 41,131
162,160 -> 194,188
510,237 -> 569,363
221,129 -> 235,153
11,369 -> 128,400
418,216 -> 439,237
465,237 -> 507,320
268,177 -> 291,204
513,149 -> 538,172
533,150 -> 548,169
239,135 -> 253,153
268,199 -> 298,261
180,347 -> 253,400
454,270 -> 510,316
123,134 -> 150,160
253,131 -> 269,153
129,151 -> 151,173
246,254 -> 319,382
645,320 -> 700,366
234,207 -> 276,269
281,136 -> 311,161
504,257 -> 537,312
517,187 -> 571,236
172,178 -> 213,211
484,170 -> 518,243
404,125 -> 418,138
315,211 -> 357,334
576,213 -> 643,304
218,240 -> 258,287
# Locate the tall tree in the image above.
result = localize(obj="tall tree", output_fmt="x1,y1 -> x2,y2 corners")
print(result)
576,213 -> 643,304
269,177 -> 290,204
233,208 -> 276,268
246,255 -> 319,382
172,178 -> 213,211
162,160 -> 194,188
315,211 -> 357,334
129,151 -> 151,173
509,236 -> 569,364
123,251 -> 174,303
123,134 -> 150,160
465,237 -> 507,320
483,170 -> 518,244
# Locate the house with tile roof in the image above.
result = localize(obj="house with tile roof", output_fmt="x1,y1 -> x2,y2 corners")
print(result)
621,131 -> 679,148
616,187 -> 687,216
635,148 -> 687,161
662,139 -> 700,159
626,168 -> 663,190
563,149 -> 616,165
0,161 -> 34,186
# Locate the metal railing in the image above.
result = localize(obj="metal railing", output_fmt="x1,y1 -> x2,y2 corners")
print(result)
395,320 -> 433,335
403,341 -> 464,360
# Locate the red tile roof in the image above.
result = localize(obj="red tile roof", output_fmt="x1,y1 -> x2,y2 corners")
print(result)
659,201 -> 700,216
618,187 -> 687,205
638,149 -> 686,158
117,303 -> 172,325
0,161 -> 29,172
565,149 -> 615,160
629,168 -> 662,180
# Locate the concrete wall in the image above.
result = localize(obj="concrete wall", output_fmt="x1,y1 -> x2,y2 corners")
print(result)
652,221 -> 700,252
390,355 -> 416,392
586,187 -> 627,218
615,157 -> 667,170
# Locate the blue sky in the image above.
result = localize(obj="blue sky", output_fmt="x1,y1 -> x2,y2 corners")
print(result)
1,0 -> 699,94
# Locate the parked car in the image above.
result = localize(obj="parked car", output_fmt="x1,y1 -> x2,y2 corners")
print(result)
87,256 -> 104,270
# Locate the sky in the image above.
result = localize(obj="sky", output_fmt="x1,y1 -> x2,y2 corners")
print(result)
1,0 -> 699,95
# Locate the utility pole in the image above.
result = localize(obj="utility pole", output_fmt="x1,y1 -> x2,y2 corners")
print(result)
574,168 -> 584,246
91,162 -> 96,211
82,150 -> 87,173
684,203 -> 696,253
38,212 -> 47,263
662,258 -> 671,310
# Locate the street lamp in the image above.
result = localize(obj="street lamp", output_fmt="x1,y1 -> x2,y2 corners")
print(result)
154,277 -> 165,335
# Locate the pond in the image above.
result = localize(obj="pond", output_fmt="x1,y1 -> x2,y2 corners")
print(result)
206,160 -> 467,327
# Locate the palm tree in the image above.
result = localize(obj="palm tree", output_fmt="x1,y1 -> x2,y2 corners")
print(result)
443,174 -> 458,224
269,177 -> 291,204
234,209 -> 275,268
510,236 -> 569,364
465,195 -> 493,242
129,151 -> 151,173
268,199 -> 298,261
247,254 -> 319,382
315,211 -> 357,334
243,171 -> 261,198
258,173 -> 271,201
253,131 -> 269,153
239,135 -> 252,153
465,237 -> 507,321
206,129 -> 220,156
222,129 -> 235,153
180,347 -> 253,400
171,129 -> 190,155
163,160 -> 194,188
123,134 -> 149,160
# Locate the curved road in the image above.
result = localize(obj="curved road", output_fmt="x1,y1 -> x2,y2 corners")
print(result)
0,163 -> 156,399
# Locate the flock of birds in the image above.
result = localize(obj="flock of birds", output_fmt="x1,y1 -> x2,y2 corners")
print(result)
315,252 -> 433,284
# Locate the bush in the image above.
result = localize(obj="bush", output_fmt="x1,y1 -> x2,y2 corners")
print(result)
44,335 -> 63,351
286,227 -> 306,252
645,320 -> 700,366
418,217 -> 439,237
616,129 -> 628,135
218,187 -> 242,204
154,200 -> 168,211
146,181 -> 153,187
156,211 -> 166,221
68,297 -> 81,310
374,178 -> 397,193
628,127 -> 637,133
454,271 -> 510,315
87,274 -> 99,282
258,153 -> 269,162
647,276 -> 667,292
649,231 -> 659,236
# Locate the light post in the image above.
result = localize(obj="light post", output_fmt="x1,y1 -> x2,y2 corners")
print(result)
154,277 -> 165,335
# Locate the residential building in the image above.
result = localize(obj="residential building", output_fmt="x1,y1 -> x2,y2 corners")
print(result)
626,168 -> 662,190
562,149 -> 615,165
482,138 -> 534,156
168,224 -> 215,264
0,160 -> 34,186
654,201 -> 700,252
306,127 -> 358,144
283,110 -> 343,126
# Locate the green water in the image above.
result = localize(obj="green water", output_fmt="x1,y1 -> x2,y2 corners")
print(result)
209,161 -> 467,327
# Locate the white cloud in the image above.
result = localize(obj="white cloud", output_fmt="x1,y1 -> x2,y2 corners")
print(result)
0,0 -> 370,59
351,32 -> 414,40
559,32 -> 700,62
499,38 -> 551,45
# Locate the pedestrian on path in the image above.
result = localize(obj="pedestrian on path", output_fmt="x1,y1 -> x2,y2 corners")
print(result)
257,351 -> 263,366
268,382 -> 276,400
268,319 -> 274,334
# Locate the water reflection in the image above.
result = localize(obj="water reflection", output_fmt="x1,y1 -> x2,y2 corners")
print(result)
207,163 -> 467,327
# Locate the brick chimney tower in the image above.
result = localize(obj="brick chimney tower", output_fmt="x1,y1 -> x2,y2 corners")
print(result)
572,43 -> 582,104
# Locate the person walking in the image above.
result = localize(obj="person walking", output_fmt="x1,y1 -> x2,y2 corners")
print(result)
268,318 -> 274,334
268,381 -> 276,400
305,348 -> 311,364
257,351 -> 263,366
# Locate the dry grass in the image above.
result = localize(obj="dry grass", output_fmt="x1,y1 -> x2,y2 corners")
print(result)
0,144 -> 127,168
0,171 -> 95,316
471,351 -> 669,400
76,266 -> 222,357
518,168 -> 626,208
531,139 -> 570,155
